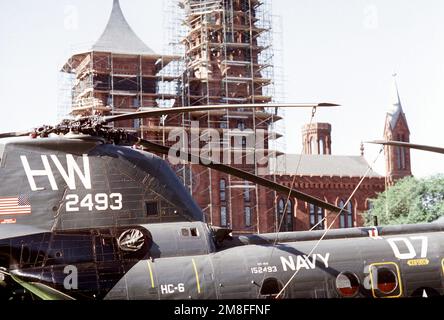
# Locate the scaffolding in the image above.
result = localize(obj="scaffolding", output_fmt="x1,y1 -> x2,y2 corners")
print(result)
58,0 -> 287,234
58,43 -> 181,143
165,0 -> 286,233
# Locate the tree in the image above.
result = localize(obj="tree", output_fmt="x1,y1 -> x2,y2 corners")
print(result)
365,174 -> 444,226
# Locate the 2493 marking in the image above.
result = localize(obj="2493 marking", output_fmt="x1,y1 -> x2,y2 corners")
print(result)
66,193 -> 122,212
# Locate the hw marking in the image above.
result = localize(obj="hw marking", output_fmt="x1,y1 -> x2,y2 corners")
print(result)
21,154 -> 91,191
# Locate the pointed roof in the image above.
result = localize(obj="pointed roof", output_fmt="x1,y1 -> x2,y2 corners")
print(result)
91,0 -> 155,55
387,74 -> 406,130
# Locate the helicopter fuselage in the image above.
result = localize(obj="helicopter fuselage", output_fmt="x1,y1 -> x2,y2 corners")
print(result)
0,136 -> 443,300
1,220 -> 443,299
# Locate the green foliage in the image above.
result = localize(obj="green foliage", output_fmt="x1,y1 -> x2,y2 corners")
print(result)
365,174 -> 444,226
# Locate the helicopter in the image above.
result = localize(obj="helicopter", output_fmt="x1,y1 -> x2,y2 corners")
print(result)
0,104 -> 443,300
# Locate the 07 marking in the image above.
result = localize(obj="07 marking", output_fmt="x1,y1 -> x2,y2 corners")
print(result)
386,236 -> 428,260
66,193 -> 122,212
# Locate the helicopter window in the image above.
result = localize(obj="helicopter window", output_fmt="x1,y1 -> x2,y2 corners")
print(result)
373,267 -> 398,294
260,278 -> 283,297
145,202 -> 159,217
336,272 -> 360,297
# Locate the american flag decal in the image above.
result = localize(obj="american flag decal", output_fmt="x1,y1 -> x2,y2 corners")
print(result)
0,195 -> 32,215
0,219 -> 17,224
367,227 -> 382,240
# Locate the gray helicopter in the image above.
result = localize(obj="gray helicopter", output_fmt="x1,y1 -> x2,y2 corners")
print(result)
0,105 -> 443,300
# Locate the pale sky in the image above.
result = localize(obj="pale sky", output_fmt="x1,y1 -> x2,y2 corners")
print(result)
1,0 -> 444,177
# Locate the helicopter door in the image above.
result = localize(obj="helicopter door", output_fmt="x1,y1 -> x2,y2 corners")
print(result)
260,277 -> 284,299
369,262 -> 403,298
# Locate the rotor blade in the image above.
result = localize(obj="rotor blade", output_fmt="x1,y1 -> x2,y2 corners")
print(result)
132,136 -> 344,213
0,131 -> 31,139
7,272 -> 75,300
367,140 -> 444,155
103,103 -> 339,124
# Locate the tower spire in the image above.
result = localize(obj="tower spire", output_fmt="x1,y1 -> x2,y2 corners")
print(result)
387,73 -> 405,130
92,0 -> 155,55
383,73 -> 412,184
392,73 -> 401,106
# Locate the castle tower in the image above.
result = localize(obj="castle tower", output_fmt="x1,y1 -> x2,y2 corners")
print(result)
173,0 -> 281,232
60,0 -> 179,142
302,123 -> 332,155
384,75 -> 412,184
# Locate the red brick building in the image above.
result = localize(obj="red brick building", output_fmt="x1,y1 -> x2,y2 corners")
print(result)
61,1 -> 412,234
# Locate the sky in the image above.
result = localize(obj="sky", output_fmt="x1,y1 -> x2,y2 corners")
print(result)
1,0 -> 444,177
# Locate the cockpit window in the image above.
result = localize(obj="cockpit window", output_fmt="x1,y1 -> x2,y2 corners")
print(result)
181,227 -> 200,238
145,202 -> 159,216
190,228 -> 199,237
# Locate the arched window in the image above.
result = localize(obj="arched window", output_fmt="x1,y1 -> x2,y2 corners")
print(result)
286,200 -> 293,230
241,136 -> 247,147
278,199 -> 285,230
319,139 -> 324,155
310,137 -> 316,155
237,121 -> 245,131
278,199 -> 293,231
220,179 -> 226,202
245,206 -> 251,227
400,134 -> 406,169
367,200 -> 374,212
278,199 -> 285,211
220,206 -> 227,227
244,181 -> 251,202
396,146 -> 402,169
339,200 -> 345,228
339,199 -> 354,228
347,201 -> 353,228
396,134 -> 407,170
309,203 -> 324,230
